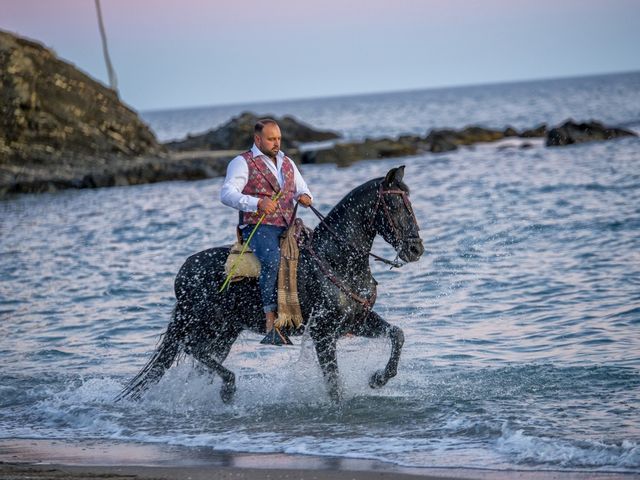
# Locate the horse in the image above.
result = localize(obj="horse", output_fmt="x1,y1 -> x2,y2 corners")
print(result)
116,165 -> 424,403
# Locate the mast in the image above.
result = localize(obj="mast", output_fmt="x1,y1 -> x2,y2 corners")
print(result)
95,0 -> 118,93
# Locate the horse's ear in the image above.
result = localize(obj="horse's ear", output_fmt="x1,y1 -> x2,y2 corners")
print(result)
383,165 -> 405,188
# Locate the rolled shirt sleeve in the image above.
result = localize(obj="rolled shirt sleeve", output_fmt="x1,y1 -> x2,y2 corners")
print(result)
220,155 -> 260,212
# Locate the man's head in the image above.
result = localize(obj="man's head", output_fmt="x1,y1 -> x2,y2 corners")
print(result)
254,119 -> 281,159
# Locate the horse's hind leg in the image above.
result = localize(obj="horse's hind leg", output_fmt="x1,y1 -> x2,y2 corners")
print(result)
189,324 -> 243,404
352,311 -> 404,389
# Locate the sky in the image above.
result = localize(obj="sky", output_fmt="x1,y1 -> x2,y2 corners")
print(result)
2,0 -> 640,112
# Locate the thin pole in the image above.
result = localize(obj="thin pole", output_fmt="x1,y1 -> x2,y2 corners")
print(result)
95,0 -> 118,92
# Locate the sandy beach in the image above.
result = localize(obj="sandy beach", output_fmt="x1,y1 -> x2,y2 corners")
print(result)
1,439 -> 637,480
0,463 -> 454,480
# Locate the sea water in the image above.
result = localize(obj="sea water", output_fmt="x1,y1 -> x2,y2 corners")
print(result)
1,72 -> 639,473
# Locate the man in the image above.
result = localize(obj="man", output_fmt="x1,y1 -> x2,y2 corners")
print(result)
220,118 -> 313,337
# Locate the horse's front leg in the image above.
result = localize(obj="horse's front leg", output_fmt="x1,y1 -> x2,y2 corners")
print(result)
312,333 -> 342,402
352,311 -> 404,389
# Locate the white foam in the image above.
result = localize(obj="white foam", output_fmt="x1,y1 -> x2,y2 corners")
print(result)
497,424 -> 640,469
3,359 -> 639,473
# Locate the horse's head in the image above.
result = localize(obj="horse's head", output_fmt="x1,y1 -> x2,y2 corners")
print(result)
374,166 -> 424,263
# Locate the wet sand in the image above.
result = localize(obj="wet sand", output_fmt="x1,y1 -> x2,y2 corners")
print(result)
0,439 -> 636,480
0,463 -> 467,480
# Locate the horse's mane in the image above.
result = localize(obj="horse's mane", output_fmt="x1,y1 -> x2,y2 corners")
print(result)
318,175 -> 410,230
333,175 -> 410,207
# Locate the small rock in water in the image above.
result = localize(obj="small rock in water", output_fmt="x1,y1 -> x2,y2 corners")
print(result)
546,120 -> 637,147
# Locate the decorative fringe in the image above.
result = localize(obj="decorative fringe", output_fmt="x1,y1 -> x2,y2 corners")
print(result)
276,222 -> 303,329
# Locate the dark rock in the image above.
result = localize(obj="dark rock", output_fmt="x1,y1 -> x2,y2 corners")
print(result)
0,29 -> 162,166
398,134 -> 423,143
457,126 -> 505,144
302,138 -> 419,167
424,126 -> 505,152
520,124 -> 547,138
504,126 -> 519,137
424,130 -> 458,153
546,120 -> 637,147
279,114 -> 340,143
166,111 -> 340,152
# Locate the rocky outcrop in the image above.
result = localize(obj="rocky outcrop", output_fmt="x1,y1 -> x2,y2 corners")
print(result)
301,126 -> 518,164
299,118 -> 636,167
0,30 -> 162,166
424,126 -> 535,153
1,28 -> 636,195
301,138 -> 419,167
1,150 -> 237,195
165,111 -> 340,151
546,120 -> 636,147
520,124 -> 548,138
0,30 -> 170,195
301,125 -> 527,164
423,130 -> 459,153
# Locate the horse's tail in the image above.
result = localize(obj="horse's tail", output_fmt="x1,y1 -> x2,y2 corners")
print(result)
115,306 -> 182,402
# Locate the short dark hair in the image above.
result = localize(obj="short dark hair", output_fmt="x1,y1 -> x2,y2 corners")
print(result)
254,118 -> 278,134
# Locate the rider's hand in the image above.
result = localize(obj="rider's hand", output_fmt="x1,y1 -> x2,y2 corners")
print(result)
258,197 -> 277,215
298,194 -> 312,207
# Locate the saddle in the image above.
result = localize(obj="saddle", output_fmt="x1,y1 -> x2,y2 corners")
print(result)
224,230 -> 261,282
223,219 -> 312,329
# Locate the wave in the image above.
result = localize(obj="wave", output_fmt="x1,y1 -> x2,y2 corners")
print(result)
2,363 -> 638,471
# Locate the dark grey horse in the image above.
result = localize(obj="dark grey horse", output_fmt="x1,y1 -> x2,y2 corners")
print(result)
117,166 -> 424,403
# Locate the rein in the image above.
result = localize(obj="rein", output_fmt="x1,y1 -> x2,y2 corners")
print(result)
308,199 -> 404,268
304,241 -> 377,310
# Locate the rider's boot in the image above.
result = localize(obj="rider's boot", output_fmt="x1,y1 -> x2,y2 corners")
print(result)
260,311 -> 293,346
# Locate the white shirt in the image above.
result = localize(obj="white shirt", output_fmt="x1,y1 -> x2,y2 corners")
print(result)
220,144 -> 312,212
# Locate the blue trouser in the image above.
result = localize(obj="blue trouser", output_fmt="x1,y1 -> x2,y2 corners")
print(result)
242,224 -> 286,314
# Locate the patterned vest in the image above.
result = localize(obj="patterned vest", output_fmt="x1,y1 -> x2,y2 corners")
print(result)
241,151 -> 296,227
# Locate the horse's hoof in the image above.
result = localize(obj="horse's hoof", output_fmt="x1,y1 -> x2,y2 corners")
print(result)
327,383 -> 343,404
329,391 -> 342,404
369,370 -> 388,389
220,380 -> 236,404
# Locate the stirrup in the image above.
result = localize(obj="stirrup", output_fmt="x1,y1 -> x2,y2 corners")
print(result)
260,327 -> 293,346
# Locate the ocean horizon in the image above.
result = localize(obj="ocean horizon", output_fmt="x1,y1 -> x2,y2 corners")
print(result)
142,69 -> 640,114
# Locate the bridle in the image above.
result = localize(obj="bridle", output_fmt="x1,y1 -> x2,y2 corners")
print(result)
307,182 -> 418,269
303,181 -> 420,313
370,184 -> 419,254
